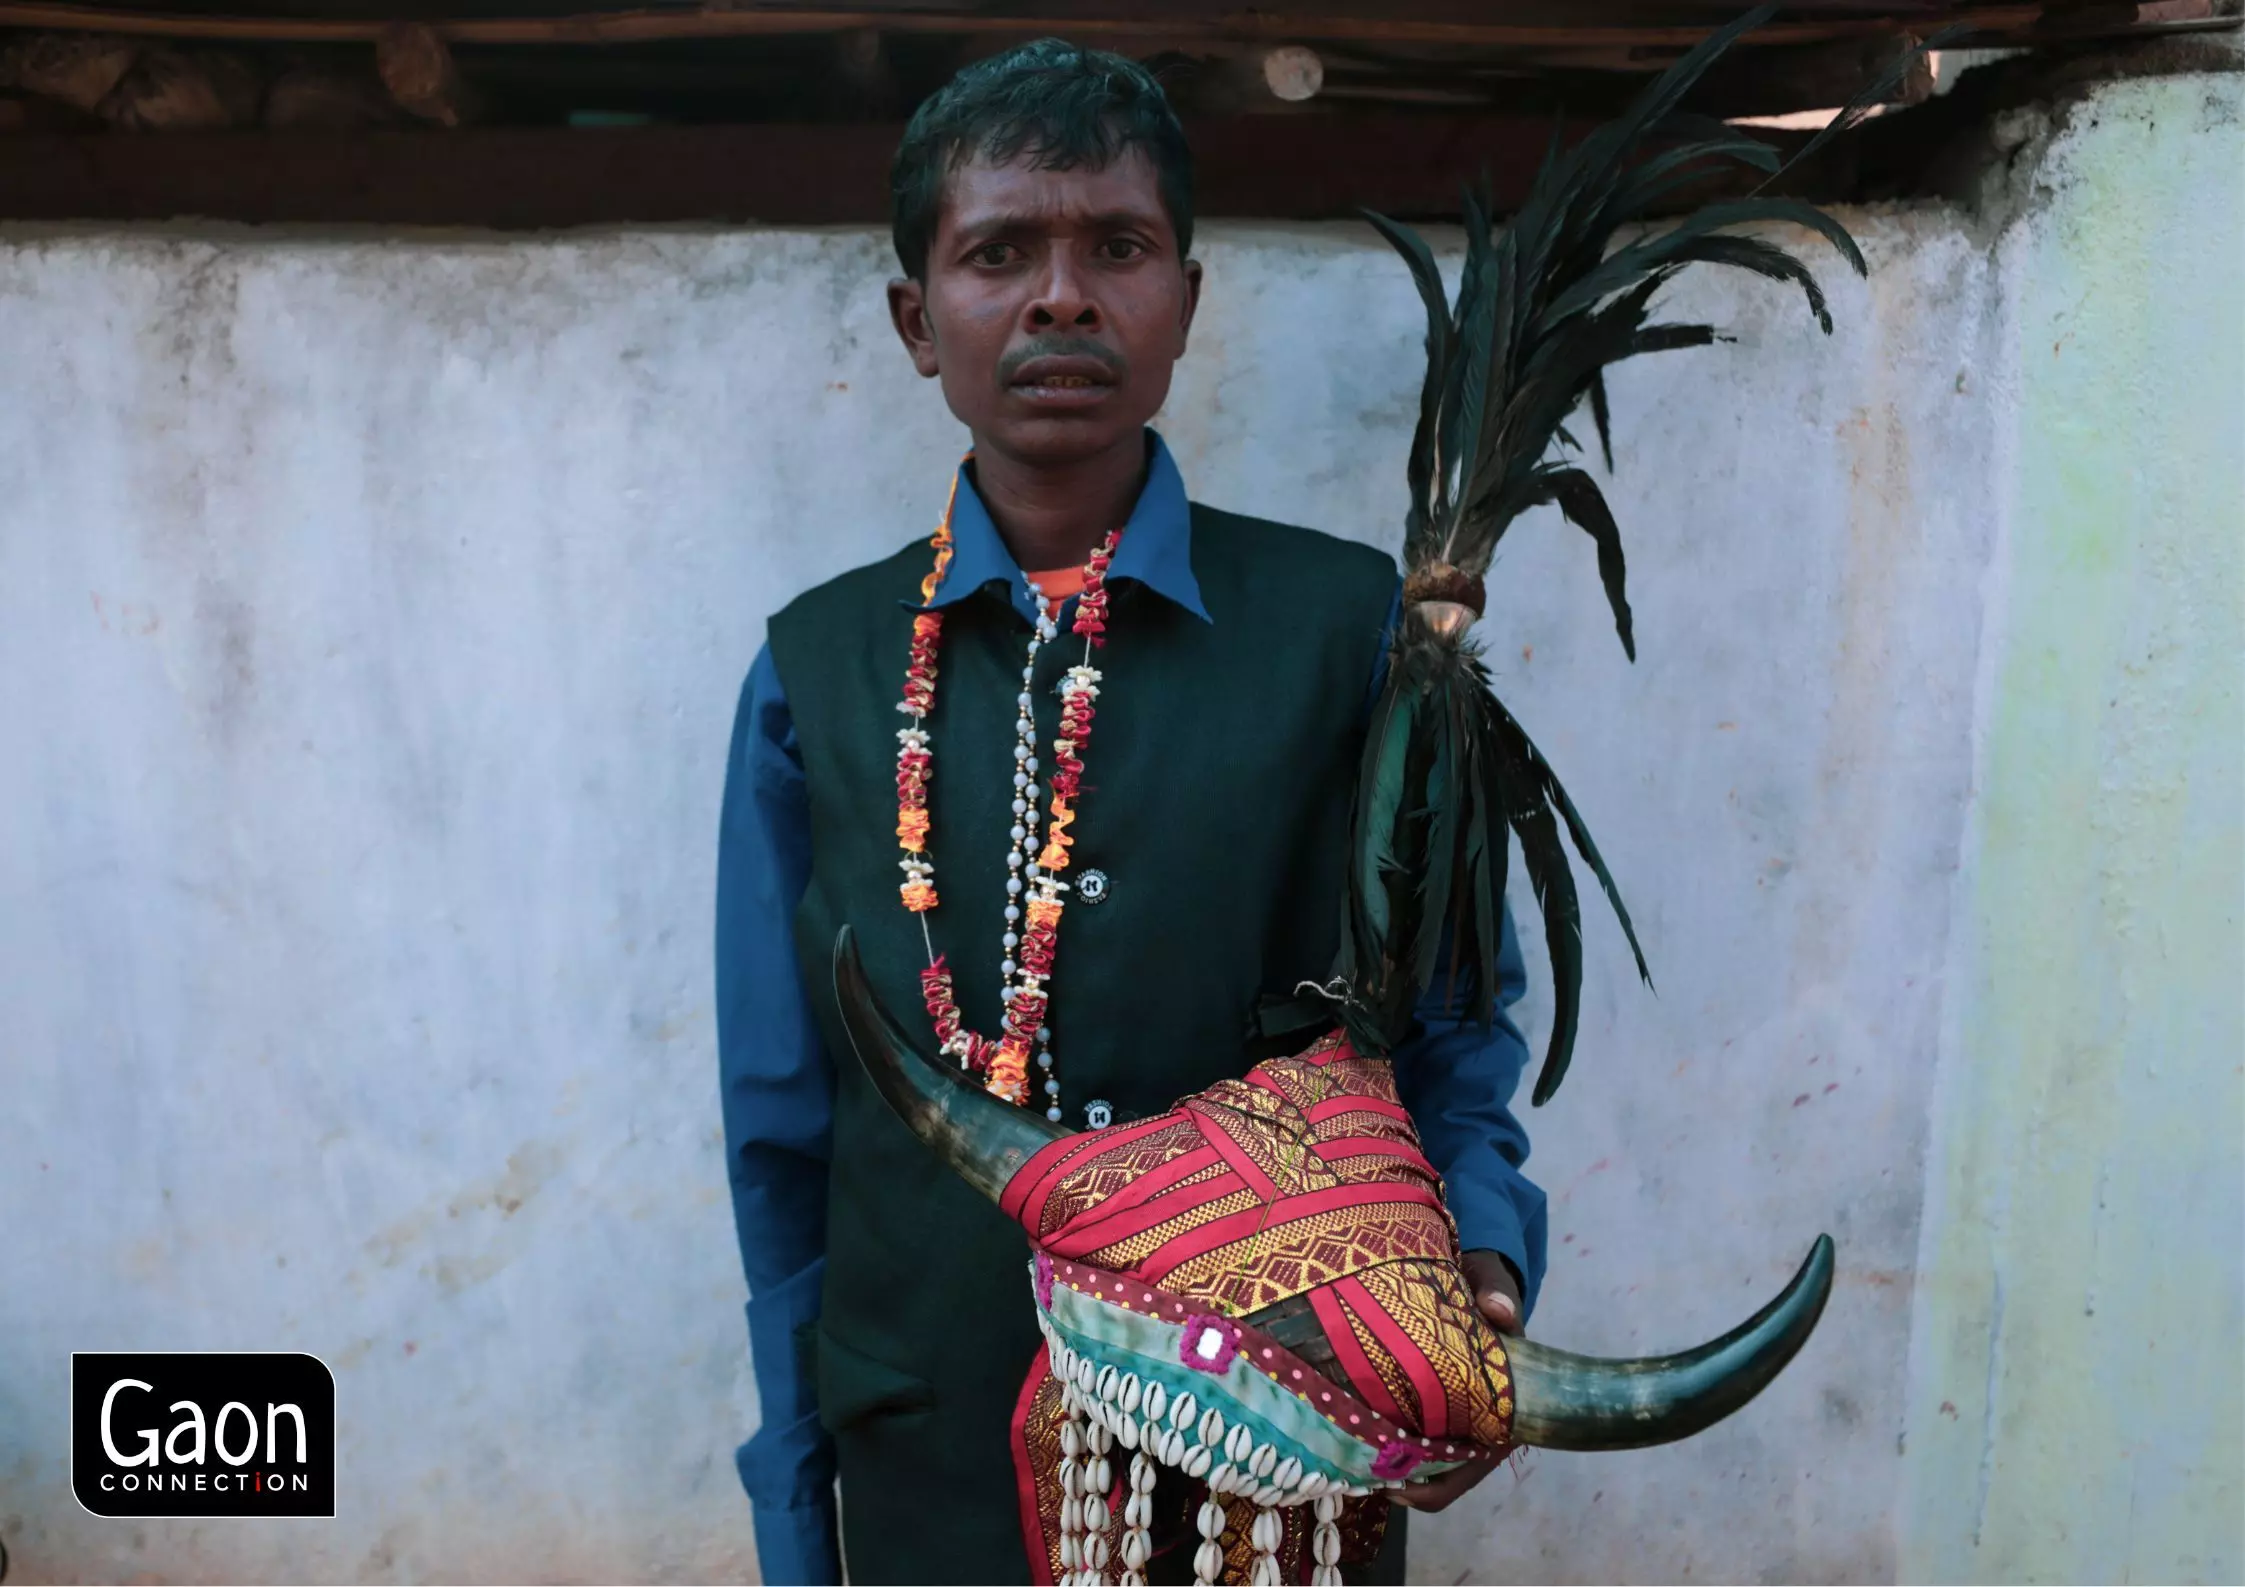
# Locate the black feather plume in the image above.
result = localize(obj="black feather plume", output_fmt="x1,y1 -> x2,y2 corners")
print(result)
1342,9 -> 1906,1103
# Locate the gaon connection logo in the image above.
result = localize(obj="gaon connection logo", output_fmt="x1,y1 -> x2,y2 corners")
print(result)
72,1353 -> 335,1518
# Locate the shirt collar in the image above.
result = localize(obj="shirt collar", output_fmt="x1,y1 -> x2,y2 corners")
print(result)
915,429 -> 1211,625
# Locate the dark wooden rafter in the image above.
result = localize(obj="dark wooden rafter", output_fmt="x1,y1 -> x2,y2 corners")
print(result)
0,112 -> 1640,225
0,0 -> 2234,219
0,44 -> 2177,229
0,0 -> 2229,46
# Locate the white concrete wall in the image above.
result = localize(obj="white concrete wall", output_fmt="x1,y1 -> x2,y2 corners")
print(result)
1,63 -> 2237,1586
1894,69 -> 2245,1585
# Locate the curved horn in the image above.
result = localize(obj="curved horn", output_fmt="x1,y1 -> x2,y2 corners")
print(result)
831,925 -> 1067,1205
1505,1235 -> 1835,1450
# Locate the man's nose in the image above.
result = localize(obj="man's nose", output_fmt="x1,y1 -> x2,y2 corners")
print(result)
1025,254 -> 1101,330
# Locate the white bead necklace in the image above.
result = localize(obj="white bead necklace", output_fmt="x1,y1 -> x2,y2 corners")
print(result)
1006,585 -> 1065,1121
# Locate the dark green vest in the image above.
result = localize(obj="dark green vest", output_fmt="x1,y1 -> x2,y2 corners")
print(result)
767,503 -> 1393,1584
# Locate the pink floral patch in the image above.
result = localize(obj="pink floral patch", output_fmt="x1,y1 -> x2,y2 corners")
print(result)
1033,1250 -> 1055,1312
1371,1440 -> 1425,1481
1178,1314 -> 1240,1375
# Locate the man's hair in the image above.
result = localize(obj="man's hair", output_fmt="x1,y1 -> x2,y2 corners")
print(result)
890,39 -> 1195,282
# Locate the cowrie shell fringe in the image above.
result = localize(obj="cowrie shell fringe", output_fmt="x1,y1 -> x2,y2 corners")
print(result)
1056,1395 -> 1090,1587
1116,1448 -> 1156,1587
1051,1355 -> 1361,1585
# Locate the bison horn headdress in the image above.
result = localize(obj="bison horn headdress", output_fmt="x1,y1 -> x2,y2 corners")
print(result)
837,14 -> 1903,1584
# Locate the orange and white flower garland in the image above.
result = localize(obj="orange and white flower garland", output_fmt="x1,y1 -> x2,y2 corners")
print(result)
894,474 -> 1120,1116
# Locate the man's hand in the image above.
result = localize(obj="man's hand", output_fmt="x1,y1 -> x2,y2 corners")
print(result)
1461,1248 -> 1523,1335
1390,1249 -> 1522,1513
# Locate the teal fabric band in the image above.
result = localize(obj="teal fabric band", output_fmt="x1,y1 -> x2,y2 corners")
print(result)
1035,1261 -> 1471,1491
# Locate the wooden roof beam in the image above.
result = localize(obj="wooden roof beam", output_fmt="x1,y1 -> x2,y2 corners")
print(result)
0,3 -> 2077,48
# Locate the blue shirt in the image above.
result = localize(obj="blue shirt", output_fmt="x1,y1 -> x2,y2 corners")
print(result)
716,433 -> 1548,1585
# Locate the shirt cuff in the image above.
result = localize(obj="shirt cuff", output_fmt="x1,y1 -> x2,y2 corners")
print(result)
734,1431 -> 840,1586
737,1260 -> 840,1579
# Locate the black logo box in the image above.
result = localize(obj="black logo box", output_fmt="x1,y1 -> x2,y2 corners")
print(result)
72,1353 -> 335,1518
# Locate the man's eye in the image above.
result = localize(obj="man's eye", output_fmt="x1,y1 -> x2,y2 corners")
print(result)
970,242 -> 1017,266
1100,238 -> 1148,260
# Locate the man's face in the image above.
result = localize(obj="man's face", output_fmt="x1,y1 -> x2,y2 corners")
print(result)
889,145 -> 1202,467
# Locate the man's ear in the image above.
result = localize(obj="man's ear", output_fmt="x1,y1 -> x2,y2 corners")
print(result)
1176,258 -> 1204,356
888,276 -> 941,379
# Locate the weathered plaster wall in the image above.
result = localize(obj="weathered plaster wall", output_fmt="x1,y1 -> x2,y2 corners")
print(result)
0,64 -> 2235,1587
1895,71 -> 2245,1585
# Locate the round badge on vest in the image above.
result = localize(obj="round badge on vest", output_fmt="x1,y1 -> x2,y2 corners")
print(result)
1076,868 -> 1110,905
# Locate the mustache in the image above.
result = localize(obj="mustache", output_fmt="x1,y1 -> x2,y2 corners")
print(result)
998,336 -> 1127,382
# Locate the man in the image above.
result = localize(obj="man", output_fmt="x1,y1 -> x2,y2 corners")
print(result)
717,40 -> 1545,1585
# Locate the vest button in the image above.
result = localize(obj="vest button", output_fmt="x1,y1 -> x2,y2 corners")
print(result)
1077,868 -> 1110,905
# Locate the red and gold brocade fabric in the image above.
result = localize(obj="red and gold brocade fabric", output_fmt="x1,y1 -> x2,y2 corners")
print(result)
1000,1034 -> 1515,1454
